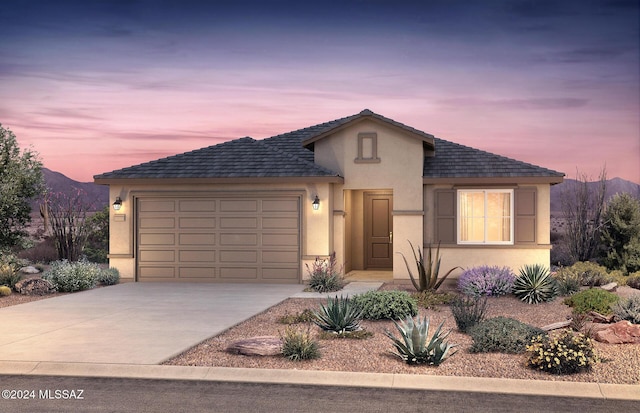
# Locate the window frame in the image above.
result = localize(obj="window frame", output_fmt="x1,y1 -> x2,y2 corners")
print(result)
456,189 -> 514,245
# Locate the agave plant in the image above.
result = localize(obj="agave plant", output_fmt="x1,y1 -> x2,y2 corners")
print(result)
397,241 -> 460,292
312,295 -> 363,334
384,315 -> 457,365
513,264 -> 559,304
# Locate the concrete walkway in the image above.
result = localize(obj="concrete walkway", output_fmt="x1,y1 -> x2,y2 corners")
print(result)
0,283 -> 306,364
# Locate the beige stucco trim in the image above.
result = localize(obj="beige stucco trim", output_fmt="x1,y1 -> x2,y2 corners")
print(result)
423,176 -> 563,185
95,176 -> 344,185
107,254 -> 134,258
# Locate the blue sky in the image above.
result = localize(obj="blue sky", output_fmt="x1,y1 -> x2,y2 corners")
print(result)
0,0 -> 638,183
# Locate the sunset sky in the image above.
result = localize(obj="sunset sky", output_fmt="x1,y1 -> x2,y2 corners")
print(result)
1,0 -> 638,183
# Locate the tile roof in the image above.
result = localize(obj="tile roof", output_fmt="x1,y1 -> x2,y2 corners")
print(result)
94,110 -> 564,181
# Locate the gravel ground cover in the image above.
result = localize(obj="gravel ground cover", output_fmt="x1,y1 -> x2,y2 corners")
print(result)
164,285 -> 640,385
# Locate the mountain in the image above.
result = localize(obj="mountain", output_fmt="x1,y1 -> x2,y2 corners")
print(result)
550,177 -> 640,216
32,168 -> 109,211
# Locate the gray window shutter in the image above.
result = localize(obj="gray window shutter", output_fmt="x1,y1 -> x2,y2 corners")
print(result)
435,189 -> 456,244
515,187 -> 537,244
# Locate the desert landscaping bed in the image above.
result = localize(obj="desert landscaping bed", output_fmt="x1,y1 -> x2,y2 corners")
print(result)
163,284 -> 640,385
2,282 -> 638,384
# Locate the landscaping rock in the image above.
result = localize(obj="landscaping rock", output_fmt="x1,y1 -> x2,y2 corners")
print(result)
600,282 -> 617,292
20,266 -> 41,274
225,336 -> 282,356
14,277 -> 55,296
594,321 -> 640,344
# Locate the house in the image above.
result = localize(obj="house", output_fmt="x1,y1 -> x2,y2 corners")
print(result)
94,110 -> 564,283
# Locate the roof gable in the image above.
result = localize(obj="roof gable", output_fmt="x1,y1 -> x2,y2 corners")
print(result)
301,109 -> 435,151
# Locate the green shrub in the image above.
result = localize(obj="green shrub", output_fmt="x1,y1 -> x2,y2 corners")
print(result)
384,315 -> 457,365
412,290 -> 456,310
612,294 -> 640,324
351,290 -> 418,320
553,268 -> 581,296
0,285 -> 12,296
563,288 -> 620,315
98,267 -> 120,285
306,253 -> 345,293
450,295 -> 488,333
468,317 -> 546,354
513,264 -> 558,304
397,241 -> 459,292
43,259 -> 100,292
278,309 -> 316,324
280,327 -> 321,361
526,331 -> 597,375
561,262 -> 613,287
312,295 -> 363,334
0,251 -> 25,289
627,273 -> 640,290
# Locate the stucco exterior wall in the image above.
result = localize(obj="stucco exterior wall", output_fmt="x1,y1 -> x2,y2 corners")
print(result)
422,183 -> 553,279
313,120 -> 426,277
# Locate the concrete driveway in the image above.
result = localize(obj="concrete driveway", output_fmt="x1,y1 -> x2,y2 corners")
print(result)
0,283 -> 305,365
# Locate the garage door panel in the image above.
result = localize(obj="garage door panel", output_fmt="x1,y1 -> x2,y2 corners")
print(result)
220,217 -> 258,229
139,200 -> 175,212
262,199 -> 298,212
179,200 -> 216,212
220,267 -> 258,279
139,266 -> 175,278
179,250 -> 214,262
179,267 -> 216,278
263,250 -> 298,263
220,200 -> 257,212
220,233 -> 257,246
220,250 -> 258,263
263,268 -> 299,280
263,217 -> 298,229
263,233 -> 298,246
179,217 -> 216,228
139,233 -> 175,246
179,233 -> 215,245
140,217 -> 175,229
137,195 -> 300,283
139,250 -> 175,262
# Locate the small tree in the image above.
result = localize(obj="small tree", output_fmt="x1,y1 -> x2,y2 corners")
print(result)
561,169 -> 607,263
600,193 -> 640,274
84,205 -> 109,263
45,189 -> 96,261
0,124 -> 44,248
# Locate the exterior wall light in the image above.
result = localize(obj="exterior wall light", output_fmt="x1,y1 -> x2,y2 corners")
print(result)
113,197 -> 123,211
312,195 -> 320,210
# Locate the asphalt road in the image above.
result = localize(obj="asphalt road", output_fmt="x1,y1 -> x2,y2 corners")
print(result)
1,375 -> 636,413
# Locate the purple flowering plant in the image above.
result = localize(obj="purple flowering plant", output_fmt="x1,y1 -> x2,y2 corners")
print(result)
457,265 -> 515,298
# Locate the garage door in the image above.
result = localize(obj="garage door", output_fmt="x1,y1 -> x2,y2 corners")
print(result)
136,195 -> 300,283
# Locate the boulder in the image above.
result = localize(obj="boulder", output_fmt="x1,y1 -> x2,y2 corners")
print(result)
226,336 -> 282,356
20,266 -> 41,275
14,277 -> 55,296
594,321 -> 640,344
600,282 -> 617,292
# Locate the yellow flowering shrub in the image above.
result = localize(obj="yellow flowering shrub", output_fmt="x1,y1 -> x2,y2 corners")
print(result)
526,330 -> 597,375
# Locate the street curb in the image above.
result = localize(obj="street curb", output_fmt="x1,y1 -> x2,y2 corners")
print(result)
1,362 -> 638,401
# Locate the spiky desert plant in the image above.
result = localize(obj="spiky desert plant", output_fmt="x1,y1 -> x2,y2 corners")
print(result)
313,295 -> 363,334
384,315 -> 457,365
398,241 -> 460,292
513,264 -> 559,304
